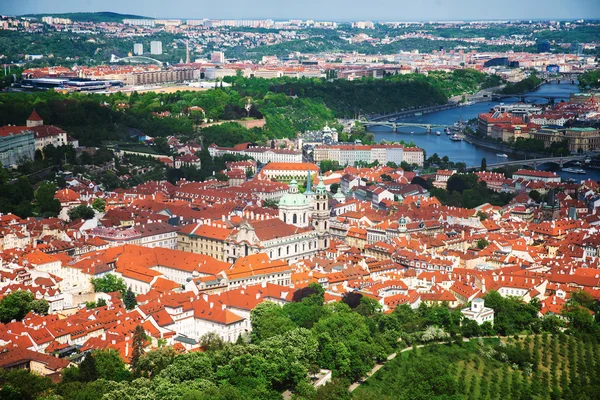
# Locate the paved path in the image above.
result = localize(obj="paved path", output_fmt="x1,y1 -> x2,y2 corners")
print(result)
348,344 -> 427,392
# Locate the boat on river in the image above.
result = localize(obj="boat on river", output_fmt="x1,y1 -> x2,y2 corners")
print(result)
496,153 -> 508,158
562,167 -> 586,174
450,134 -> 462,142
436,131 -> 441,136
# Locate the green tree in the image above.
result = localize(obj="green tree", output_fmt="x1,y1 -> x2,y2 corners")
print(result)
135,346 -> 177,378
68,204 -> 96,221
93,349 -> 131,382
34,181 -> 61,216
131,325 -> 146,376
250,301 -> 295,342
91,274 -> 127,295
91,198 -> 106,212
529,190 -> 541,202
124,287 -> 137,310
0,290 -> 34,323
477,238 -> 490,249
30,299 -> 49,315
0,369 -> 54,400
79,353 -> 99,382
200,332 -> 225,352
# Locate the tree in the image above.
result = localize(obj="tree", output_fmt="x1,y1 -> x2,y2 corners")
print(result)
476,211 -> 488,221
79,353 -> 99,382
319,160 -> 340,173
529,190 -> 541,202
124,287 -> 137,310
0,290 -> 34,323
30,299 -> 49,315
91,198 -> 106,212
329,183 -> 340,194
93,349 -> 131,382
477,238 -> 490,249
91,274 -> 127,295
131,325 -> 146,375
68,204 -> 95,221
200,332 -> 225,352
411,176 -> 430,190
97,298 -> 107,307
250,301 -> 295,342
135,346 -> 177,378
34,182 -> 61,216
0,369 -> 55,400
481,157 -> 487,171
342,292 -> 363,309
292,285 -> 323,303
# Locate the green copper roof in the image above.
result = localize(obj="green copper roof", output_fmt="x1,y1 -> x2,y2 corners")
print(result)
279,180 -> 309,207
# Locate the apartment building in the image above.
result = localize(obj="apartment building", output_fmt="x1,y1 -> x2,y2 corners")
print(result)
312,144 -> 422,166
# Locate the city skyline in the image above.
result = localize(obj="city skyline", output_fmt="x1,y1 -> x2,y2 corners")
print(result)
2,0 -> 600,21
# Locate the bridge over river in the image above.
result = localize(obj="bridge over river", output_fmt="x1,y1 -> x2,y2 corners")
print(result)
359,120 -> 453,133
468,155 -> 587,169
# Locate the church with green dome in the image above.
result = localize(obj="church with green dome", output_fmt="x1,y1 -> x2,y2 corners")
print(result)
277,168 -> 331,250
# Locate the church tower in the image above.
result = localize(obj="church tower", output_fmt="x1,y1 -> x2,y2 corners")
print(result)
313,175 -> 330,250
278,179 -> 311,227
304,166 -> 314,207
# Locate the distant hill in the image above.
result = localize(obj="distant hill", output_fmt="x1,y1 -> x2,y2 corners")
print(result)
22,11 -> 152,23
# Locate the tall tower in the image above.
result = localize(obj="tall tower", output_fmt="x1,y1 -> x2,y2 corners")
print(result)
304,166 -> 314,207
185,40 -> 190,64
313,175 -> 330,250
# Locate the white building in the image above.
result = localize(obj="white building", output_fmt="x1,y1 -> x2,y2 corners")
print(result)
461,298 -> 494,325
133,43 -> 143,56
312,144 -> 423,167
150,41 -> 163,55
209,145 -> 302,164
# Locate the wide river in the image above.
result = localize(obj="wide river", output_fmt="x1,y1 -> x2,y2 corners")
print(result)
368,81 -> 600,181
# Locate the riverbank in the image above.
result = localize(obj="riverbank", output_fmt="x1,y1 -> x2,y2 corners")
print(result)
463,133 -> 549,160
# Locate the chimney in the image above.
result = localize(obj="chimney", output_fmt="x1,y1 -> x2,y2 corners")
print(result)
202,294 -> 208,302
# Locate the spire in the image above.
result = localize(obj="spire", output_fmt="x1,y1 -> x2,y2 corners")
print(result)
305,166 -> 313,194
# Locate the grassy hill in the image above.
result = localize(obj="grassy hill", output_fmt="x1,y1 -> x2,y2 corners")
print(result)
21,11 -> 151,23
354,334 -> 600,400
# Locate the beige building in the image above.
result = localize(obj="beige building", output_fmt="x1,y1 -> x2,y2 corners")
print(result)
125,68 -> 197,85
177,222 -> 231,261
564,127 -> 600,152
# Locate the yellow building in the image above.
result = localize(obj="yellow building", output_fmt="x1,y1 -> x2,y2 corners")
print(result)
177,222 -> 231,261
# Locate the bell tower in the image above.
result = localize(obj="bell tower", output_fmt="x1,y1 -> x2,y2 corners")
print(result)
313,175 -> 330,250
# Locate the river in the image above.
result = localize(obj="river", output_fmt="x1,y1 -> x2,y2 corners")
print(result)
368,81 -> 600,181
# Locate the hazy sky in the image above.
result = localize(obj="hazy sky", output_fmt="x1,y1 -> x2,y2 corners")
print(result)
2,0 -> 599,21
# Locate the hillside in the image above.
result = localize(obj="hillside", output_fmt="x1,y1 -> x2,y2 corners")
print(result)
21,11 -> 151,23
354,334 -> 600,400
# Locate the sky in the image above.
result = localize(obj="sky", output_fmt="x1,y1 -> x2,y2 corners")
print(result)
1,0 -> 599,21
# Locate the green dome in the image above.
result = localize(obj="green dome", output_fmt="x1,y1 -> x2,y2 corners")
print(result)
333,187 -> 345,201
279,180 -> 309,207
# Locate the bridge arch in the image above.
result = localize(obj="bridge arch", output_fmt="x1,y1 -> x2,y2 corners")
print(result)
110,54 -> 164,65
